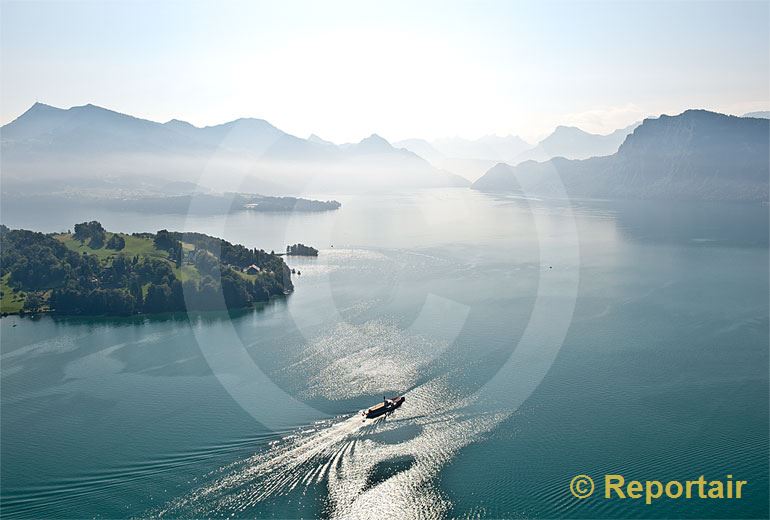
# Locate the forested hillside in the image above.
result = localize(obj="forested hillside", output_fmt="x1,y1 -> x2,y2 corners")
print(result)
0,222 -> 293,315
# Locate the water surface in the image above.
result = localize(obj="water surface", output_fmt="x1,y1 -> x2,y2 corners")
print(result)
2,190 -> 767,518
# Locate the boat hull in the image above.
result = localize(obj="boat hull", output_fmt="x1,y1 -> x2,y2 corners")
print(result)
363,396 -> 405,419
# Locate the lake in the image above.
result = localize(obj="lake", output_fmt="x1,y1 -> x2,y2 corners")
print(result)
1,189 -> 768,518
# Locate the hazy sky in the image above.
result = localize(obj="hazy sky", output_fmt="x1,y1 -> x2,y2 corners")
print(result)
1,0 -> 768,142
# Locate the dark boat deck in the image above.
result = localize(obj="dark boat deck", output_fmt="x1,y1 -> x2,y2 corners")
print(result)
363,396 -> 405,419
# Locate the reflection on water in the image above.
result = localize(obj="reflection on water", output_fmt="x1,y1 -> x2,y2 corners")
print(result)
154,376 -> 507,519
591,199 -> 769,248
1,189 -> 768,518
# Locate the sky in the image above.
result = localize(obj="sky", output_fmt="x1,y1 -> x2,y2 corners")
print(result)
1,0 -> 768,143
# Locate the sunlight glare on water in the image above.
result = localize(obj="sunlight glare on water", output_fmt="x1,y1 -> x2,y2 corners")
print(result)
154,376 -> 507,519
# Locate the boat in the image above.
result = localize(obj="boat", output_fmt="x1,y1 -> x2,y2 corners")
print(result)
362,395 -> 405,419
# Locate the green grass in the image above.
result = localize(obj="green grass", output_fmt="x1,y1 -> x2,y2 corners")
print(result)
175,264 -> 202,284
58,232 -> 204,281
55,233 -> 170,262
4,234 -> 206,312
233,269 -> 258,282
0,274 -> 25,313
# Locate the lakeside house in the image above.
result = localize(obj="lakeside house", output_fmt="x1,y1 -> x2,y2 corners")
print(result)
243,264 -> 261,275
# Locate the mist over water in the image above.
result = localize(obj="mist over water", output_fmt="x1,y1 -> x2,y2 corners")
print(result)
1,189 -> 767,518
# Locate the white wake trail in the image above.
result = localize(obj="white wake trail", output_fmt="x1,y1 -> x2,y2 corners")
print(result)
154,377 -> 508,519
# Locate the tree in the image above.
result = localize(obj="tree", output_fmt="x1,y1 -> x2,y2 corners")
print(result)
286,243 -> 318,256
73,221 -> 106,248
106,234 -> 126,250
3,224 -> 294,317
193,250 -> 219,276
22,292 -> 43,313
154,230 -> 182,267
144,283 -> 171,313
153,229 -> 173,250
103,289 -> 136,315
128,278 -> 143,308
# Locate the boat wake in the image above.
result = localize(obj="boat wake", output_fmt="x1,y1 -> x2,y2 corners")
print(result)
153,377 -> 507,519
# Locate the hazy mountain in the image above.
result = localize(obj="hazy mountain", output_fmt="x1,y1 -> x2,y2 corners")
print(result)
743,111 -> 770,119
2,102 -> 211,156
398,125 -> 636,181
1,103 -> 468,195
307,133 -> 336,146
476,134 -> 532,162
337,135 -> 467,187
472,110 -> 769,201
163,116 -> 285,155
398,124 -> 637,181
431,134 -> 531,163
395,135 -> 526,181
434,158 -> 497,182
261,133 -> 341,161
351,134 -> 395,154
513,123 -> 639,164
393,138 -> 445,164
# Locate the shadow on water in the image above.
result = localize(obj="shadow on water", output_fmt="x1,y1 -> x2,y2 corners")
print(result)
362,455 -> 417,493
0,299 -> 291,390
38,296 -> 289,327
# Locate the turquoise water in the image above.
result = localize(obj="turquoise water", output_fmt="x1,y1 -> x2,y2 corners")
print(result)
1,190 -> 768,518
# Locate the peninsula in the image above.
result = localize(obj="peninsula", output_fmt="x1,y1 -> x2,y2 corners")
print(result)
0,222 -> 299,316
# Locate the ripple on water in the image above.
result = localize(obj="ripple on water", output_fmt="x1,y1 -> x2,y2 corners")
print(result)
151,376 -> 512,519
289,319 -> 450,400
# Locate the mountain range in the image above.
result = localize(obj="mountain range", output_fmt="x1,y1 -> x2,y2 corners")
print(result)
512,123 -> 639,164
743,111 -> 770,119
472,110 -> 769,201
431,134 -> 532,163
2,104 -> 768,202
395,123 -> 639,180
1,103 -> 468,195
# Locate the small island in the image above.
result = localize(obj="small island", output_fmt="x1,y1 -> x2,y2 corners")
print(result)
285,244 -> 319,257
243,196 -> 341,212
103,193 -> 342,214
0,221 -> 294,316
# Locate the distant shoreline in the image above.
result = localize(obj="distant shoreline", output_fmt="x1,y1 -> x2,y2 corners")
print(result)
0,192 -> 341,216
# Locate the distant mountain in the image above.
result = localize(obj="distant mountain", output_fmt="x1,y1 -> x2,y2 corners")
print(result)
398,125 -> 637,181
513,123 -> 639,164
162,116 -> 286,156
431,134 -> 531,163
743,111 -> 770,119
2,103 -> 211,156
433,157 -> 497,182
337,134 -> 467,187
472,110 -> 769,201
307,133 -> 336,147
351,134 -> 394,155
1,103 -> 468,195
395,135 -> 528,181
393,138 -> 445,164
